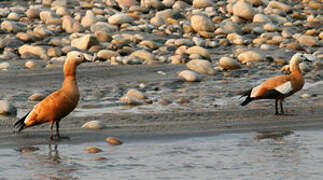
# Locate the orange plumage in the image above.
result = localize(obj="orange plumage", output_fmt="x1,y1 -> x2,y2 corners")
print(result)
241,53 -> 311,115
14,51 -> 85,140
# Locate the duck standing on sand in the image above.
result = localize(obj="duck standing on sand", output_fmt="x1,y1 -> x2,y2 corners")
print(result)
240,53 -> 311,115
14,51 -> 85,140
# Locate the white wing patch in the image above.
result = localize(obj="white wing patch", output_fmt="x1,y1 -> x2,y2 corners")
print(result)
250,85 -> 261,98
275,81 -> 293,94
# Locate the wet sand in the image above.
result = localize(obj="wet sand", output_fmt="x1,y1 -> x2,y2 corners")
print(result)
0,64 -> 322,148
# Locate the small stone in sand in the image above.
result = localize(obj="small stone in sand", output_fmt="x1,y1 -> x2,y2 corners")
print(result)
106,137 -> 123,145
84,147 -> 103,154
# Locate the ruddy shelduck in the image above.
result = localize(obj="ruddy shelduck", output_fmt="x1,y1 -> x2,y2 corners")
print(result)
14,51 -> 85,140
240,53 -> 311,115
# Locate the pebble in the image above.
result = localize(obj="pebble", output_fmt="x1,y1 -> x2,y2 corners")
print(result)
0,100 -> 17,116
82,120 -> 107,129
106,137 -> 123,145
237,51 -> 264,64
232,0 -> 255,20
0,62 -> 10,70
190,14 -> 214,32
84,147 -> 103,154
186,59 -> 215,75
29,92 -> 46,101
178,70 -> 202,82
219,57 -> 241,70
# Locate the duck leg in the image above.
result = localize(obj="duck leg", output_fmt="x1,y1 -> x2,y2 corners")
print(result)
49,121 -> 54,140
280,100 -> 284,115
55,121 -> 70,140
275,99 -> 279,115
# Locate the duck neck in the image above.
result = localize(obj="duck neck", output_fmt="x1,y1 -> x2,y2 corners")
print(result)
63,63 -> 78,89
290,62 -> 301,75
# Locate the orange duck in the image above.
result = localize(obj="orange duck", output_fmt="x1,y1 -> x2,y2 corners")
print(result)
240,53 -> 311,115
14,51 -> 85,140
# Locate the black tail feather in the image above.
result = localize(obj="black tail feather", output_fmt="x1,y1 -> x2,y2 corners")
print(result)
14,111 -> 30,133
240,89 -> 253,106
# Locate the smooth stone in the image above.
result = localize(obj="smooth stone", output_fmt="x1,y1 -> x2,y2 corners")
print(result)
190,14 -> 214,32
227,33 -> 245,45
127,89 -> 146,100
62,15 -> 82,33
130,50 -> 155,61
268,1 -> 292,13
81,10 -> 97,27
1,21 -> 27,33
18,45 -> 48,60
237,51 -> 264,64
26,7 -> 41,18
159,98 -> 172,105
28,92 -> 46,101
82,120 -> 107,129
186,46 -> 210,60
120,95 -> 143,106
253,14 -> 272,24
141,0 -> 165,9
0,100 -> 17,116
0,62 -> 10,70
84,147 -> 102,154
296,35 -> 319,47
91,22 -> 118,33
106,137 -> 123,145
71,35 -> 99,51
178,70 -> 202,82
108,13 -> 133,25
219,57 -> 241,70
97,50 -> 119,60
192,0 -> 215,8
186,59 -> 215,75
232,0 -> 255,20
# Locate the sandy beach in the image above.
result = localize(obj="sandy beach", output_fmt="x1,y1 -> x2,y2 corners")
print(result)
0,63 -> 322,148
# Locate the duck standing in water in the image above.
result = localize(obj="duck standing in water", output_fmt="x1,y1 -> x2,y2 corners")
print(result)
240,53 -> 311,115
14,51 -> 85,140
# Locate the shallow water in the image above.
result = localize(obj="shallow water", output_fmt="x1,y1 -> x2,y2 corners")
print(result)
1,130 -> 323,179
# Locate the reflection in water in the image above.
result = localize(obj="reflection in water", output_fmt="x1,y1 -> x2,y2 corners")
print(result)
1,131 -> 323,179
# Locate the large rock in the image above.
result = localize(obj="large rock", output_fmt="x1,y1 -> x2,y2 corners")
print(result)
18,45 -> 48,60
190,14 -> 214,32
232,0 -> 255,20
62,15 -> 82,33
81,10 -> 97,27
237,50 -> 264,64
186,59 -> 215,75
268,1 -> 292,13
108,13 -> 133,25
0,100 -> 17,116
130,50 -> 155,61
219,57 -> 241,70
71,35 -> 99,50
192,0 -> 214,8
178,70 -> 202,82
186,46 -> 210,59
1,21 -> 27,33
